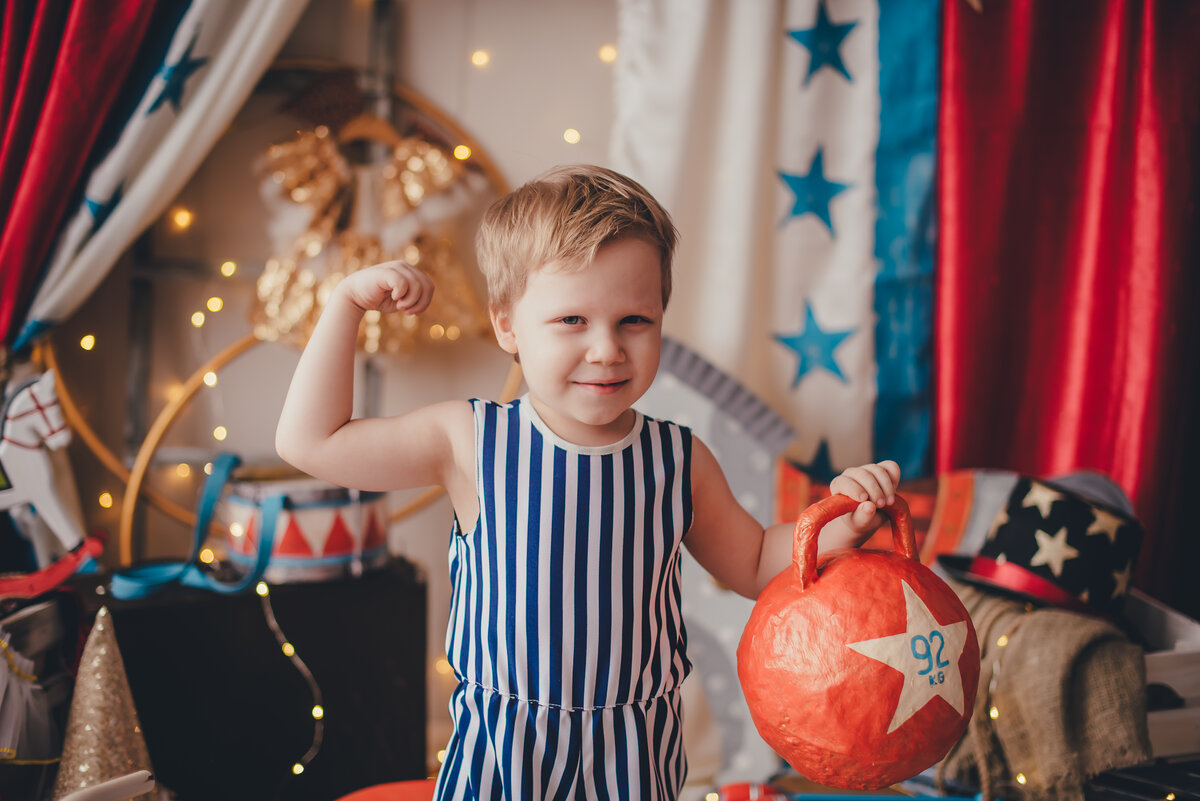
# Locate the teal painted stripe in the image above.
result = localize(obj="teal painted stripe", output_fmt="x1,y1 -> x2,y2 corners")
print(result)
872,0 -> 939,477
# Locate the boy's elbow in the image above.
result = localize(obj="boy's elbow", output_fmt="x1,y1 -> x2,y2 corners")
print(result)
274,427 -> 307,471
745,572 -> 771,602
736,581 -> 762,603
275,436 -> 291,466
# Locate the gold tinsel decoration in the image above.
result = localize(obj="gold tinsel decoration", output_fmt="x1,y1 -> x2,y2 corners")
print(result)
261,125 -> 352,254
252,125 -> 490,353
379,137 -> 464,217
52,607 -> 155,801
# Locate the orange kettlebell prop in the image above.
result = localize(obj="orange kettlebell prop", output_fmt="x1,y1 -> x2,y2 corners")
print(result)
737,494 -> 980,790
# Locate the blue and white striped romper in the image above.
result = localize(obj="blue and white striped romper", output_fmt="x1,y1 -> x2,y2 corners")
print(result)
435,397 -> 694,800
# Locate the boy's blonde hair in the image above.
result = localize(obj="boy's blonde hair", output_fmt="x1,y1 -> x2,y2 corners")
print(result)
477,164 -> 678,309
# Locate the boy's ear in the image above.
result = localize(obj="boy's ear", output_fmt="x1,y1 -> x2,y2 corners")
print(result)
489,303 -> 518,354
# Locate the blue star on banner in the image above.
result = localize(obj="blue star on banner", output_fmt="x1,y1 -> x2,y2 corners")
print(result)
788,0 -> 858,85
85,182 -> 123,235
148,32 -> 207,114
778,148 -> 851,235
774,300 -> 855,386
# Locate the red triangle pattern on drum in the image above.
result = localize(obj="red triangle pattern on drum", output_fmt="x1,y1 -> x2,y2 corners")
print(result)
276,516 -> 314,556
239,515 -> 258,555
323,514 -> 355,556
364,510 -> 385,549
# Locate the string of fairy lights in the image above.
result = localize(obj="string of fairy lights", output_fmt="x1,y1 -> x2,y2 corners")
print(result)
256,580 -> 325,777
65,35 -> 621,785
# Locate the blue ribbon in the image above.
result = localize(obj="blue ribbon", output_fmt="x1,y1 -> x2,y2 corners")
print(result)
110,453 -> 280,600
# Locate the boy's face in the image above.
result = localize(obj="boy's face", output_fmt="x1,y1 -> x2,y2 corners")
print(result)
490,237 -> 664,446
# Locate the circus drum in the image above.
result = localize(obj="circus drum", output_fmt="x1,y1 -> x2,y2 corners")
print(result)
737,495 -> 981,790
221,478 -> 389,583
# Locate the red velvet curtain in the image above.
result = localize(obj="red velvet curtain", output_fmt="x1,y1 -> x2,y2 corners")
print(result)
0,0 -> 158,350
938,0 -> 1200,617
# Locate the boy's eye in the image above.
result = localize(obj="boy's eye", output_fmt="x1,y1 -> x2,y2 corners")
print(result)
560,315 -> 584,326
621,315 -> 651,325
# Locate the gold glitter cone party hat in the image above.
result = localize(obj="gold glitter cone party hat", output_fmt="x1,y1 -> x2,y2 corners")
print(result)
53,607 -> 156,801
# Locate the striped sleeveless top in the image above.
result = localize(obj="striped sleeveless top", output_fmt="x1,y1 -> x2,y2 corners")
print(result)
445,397 -> 694,710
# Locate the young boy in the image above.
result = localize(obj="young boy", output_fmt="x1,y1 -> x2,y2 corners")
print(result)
276,165 -> 900,800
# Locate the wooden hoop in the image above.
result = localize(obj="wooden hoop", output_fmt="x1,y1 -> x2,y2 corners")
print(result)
41,63 -> 518,566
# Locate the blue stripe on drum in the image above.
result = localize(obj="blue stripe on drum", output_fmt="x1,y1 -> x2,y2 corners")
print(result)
224,492 -> 385,511
225,545 -> 388,567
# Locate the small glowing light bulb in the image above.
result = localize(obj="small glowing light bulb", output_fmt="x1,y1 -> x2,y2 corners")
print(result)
98,492 -> 114,509
435,657 -> 453,675
453,145 -> 472,160
437,749 -> 447,764
191,311 -> 206,327
230,522 -> 244,538
203,371 -> 218,387
80,334 -> 96,351
599,44 -> 618,63
171,207 -> 194,230
204,462 -> 213,475
471,49 -> 490,67
989,706 -> 1000,719
256,582 -> 269,597
212,425 -> 227,441
220,260 -> 237,277
206,296 -> 223,312
175,463 -> 191,478
705,794 -> 719,801
282,642 -> 295,657
563,128 -> 582,145
292,763 -> 305,775
1015,773 -> 1027,785
199,548 -> 215,564
312,705 -> 324,720
996,634 -> 1009,647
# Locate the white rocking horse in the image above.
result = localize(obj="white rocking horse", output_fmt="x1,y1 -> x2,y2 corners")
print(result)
0,369 -> 103,599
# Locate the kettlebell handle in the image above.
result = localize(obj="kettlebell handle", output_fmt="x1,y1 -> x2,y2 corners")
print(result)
793,494 -> 915,590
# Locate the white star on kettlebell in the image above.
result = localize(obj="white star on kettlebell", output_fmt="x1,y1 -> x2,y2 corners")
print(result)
847,580 -> 969,733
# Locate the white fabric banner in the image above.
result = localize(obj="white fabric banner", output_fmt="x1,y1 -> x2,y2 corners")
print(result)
15,0 -> 311,349
613,0 -> 885,478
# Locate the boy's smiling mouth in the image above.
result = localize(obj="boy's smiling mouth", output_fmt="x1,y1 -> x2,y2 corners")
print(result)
575,379 -> 629,393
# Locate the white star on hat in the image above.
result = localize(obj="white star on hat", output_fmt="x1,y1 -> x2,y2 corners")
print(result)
1029,526 -> 1079,576
1112,563 -> 1133,598
847,580 -> 969,734
1022,482 -> 1061,518
1086,508 -> 1123,544
986,507 -> 1009,540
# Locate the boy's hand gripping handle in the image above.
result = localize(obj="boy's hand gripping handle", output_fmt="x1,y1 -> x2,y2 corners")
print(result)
792,494 -> 914,590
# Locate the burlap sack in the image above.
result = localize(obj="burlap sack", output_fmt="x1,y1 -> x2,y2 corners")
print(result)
938,578 -> 1152,801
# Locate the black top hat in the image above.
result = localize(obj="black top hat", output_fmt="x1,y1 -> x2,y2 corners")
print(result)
937,476 -> 1142,618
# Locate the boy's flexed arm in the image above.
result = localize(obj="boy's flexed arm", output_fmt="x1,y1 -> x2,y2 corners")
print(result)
684,438 -> 899,599
275,262 -> 466,493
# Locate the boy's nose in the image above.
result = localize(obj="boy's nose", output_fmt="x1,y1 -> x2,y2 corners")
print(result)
586,331 -> 624,364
